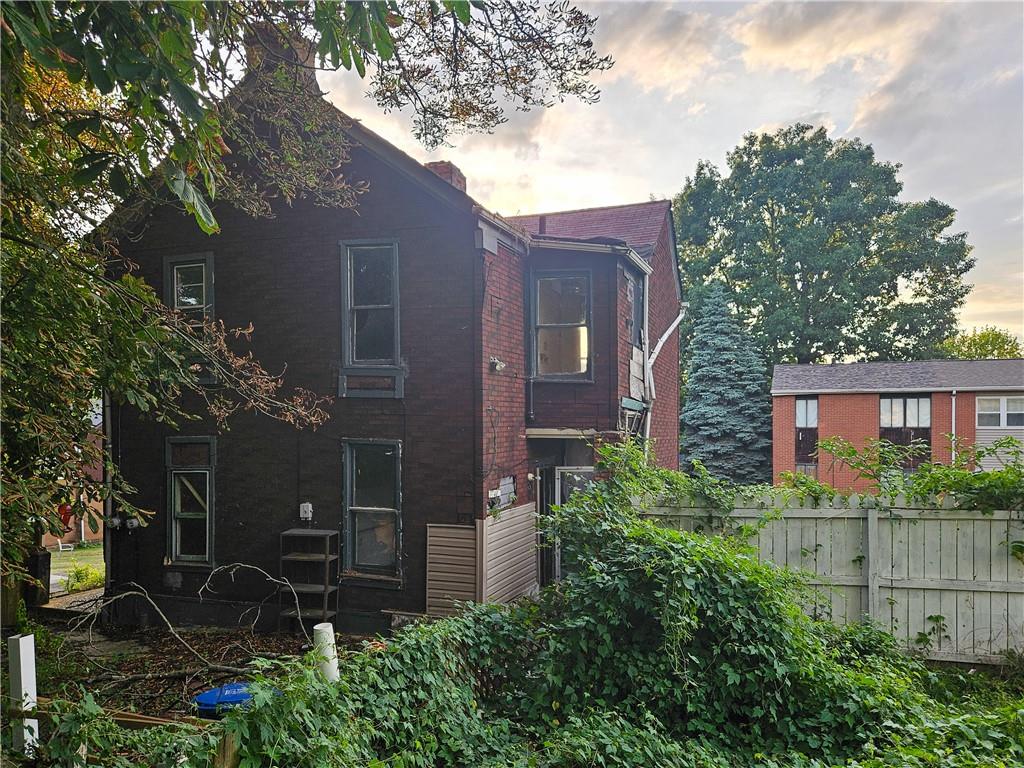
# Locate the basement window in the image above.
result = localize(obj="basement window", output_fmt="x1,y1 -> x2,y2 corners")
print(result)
534,271 -> 591,379
343,441 -> 401,577
165,437 -> 215,566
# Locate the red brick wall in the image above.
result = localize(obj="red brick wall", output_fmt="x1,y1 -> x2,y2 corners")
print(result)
816,393 -> 880,491
647,217 -> 680,469
772,395 -> 796,481
479,242 -> 530,518
529,250 -> 619,431
931,391 -> 976,463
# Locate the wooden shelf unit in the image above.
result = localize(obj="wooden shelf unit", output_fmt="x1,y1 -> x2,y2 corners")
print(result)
277,528 -> 339,631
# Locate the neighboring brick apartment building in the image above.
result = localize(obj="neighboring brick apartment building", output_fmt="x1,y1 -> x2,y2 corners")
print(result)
772,359 -> 1024,491
106,110 -> 683,631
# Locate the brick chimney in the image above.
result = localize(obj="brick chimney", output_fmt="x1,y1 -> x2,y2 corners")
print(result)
424,161 -> 467,193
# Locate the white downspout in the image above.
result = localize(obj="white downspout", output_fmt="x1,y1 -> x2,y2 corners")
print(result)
643,302 -> 688,441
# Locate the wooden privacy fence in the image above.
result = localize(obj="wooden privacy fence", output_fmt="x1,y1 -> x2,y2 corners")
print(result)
641,496 -> 1024,665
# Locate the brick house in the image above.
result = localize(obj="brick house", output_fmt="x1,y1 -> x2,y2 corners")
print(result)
772,359 -> 1024,491
106,115 -> 683,631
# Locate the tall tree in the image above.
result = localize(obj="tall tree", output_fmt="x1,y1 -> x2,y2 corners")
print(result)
938,326 -> 1023,359
674,124 -> 975,367
681,284 -> 771,484
0,1 -> 611,579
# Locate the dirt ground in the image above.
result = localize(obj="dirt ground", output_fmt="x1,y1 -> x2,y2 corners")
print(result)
12,616 -> 370,717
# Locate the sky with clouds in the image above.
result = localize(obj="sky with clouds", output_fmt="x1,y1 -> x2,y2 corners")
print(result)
319,1 -> 1024,338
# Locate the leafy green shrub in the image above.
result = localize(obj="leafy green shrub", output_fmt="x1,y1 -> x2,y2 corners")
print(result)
36,441 -> 1024,767
62,561 -> 104,593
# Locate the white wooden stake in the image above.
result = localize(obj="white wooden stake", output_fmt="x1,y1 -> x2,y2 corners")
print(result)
8,633 -> 39,754
313,622 -> 339,683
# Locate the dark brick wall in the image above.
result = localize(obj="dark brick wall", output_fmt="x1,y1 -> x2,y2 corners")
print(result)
110,146 -> 480,620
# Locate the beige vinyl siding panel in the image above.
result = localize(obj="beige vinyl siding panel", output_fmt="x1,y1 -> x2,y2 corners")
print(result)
975,427 -> 1024,470
482,502 -> 539,603
425,524 -> 477,616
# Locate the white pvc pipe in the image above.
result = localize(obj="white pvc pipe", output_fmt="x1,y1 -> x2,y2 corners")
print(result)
8,634 -> 39,754
313,622 -> 339,683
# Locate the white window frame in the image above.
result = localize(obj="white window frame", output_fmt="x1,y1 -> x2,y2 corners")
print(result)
976,395 -> 1024,428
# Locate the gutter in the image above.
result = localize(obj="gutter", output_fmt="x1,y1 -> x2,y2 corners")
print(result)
770,385 -> 1024,396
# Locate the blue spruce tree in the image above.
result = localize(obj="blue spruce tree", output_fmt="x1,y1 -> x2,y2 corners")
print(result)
681,284 -> 771,483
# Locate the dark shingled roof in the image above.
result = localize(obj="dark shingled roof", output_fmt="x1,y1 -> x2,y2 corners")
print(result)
771,359 -> 1024,395
506,200 -> 671,255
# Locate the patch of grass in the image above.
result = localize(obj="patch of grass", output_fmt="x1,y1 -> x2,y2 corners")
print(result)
50,544 -> 104,581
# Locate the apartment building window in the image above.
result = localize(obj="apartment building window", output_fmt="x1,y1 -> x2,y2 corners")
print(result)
880,395 -> 931,468
534,271 -> 591,379
164,253 -> 214,323
165,437 -> 215,565
343,441 -> 401,577
977,396 -> 1024,427
342,241 -> 400,366
795,396 -> 818,476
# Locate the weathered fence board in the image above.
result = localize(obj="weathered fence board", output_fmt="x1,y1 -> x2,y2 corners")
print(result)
642,503 -> 1024,664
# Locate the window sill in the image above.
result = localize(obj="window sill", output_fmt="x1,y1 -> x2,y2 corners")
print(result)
164,561 -> 213,571
341,571 -> 403,590
534,375 -> 594,385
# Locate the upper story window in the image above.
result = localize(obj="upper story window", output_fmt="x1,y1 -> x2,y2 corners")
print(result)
534,271 -> 591,380
342,241 -> 400,366
343,440 -> 401,578
165,437 -> 215,566
795,396 -> 818,475
977,396 -> 1024,427
880,395 -> 931,468
164,252 -> 214,324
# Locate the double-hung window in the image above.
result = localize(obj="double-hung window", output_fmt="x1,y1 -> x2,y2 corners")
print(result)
795,396 -> 819,476
342,242 -> 400,366
166,437 -> 215,565
343,441 -> 401,578
977,396 -> 1024,427
533,271 -> 591,379
164,253 -> 214,324
880,395 -> 931,468
626,272 -> 644,348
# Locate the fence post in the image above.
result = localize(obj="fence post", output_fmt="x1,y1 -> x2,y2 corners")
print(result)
7,633 -> 39,754
865,505 -> 880,623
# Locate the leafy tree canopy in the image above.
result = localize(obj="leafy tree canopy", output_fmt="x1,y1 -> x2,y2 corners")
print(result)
674,124 -> 976,367
0,0 -> 610,578
681,284 -> 771,484
938,325 -> 1023,360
